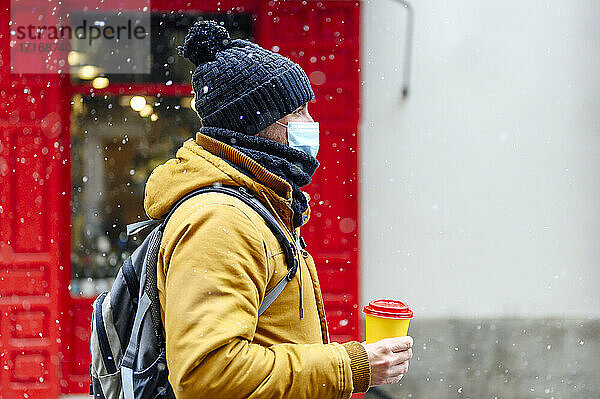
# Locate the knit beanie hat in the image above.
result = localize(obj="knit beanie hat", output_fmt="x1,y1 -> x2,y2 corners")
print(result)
178,20 -> 315,135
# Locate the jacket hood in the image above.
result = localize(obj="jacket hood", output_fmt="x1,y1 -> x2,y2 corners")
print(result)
144,132 -> 309,231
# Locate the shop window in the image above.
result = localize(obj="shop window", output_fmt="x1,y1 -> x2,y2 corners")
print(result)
70,94 -> 200,295
70,12 -> 252,296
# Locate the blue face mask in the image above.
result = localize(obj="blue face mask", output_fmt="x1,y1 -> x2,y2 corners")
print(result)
276,121 -> 320,158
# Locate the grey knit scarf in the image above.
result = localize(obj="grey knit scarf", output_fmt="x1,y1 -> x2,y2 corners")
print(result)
200,126 -> 319,228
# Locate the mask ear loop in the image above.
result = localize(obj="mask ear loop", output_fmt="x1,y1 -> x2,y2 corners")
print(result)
275,121 -> 290,147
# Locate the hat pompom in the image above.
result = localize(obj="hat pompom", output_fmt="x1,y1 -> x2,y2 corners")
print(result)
178,20 -> 231,66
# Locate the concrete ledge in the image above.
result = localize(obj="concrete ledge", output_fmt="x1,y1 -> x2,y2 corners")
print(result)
366,319 -> 600,399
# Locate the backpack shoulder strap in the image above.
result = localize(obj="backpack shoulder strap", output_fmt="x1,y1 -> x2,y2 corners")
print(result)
212,186 -> 300,316
126,218 -> 161,236
132,185 -> 299,317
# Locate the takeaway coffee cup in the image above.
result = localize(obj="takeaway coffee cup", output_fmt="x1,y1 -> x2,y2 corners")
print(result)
363,299 -> 414,344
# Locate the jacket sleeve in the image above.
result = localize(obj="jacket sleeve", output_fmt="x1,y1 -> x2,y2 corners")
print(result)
159,201 -> 358,399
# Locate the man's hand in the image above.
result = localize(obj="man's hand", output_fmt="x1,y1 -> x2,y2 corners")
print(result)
362,336 -> 413,386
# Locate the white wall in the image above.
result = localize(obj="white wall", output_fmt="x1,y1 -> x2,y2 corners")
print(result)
359,0 -> 600,318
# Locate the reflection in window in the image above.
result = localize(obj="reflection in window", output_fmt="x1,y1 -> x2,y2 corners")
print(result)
70,94 -> 200,295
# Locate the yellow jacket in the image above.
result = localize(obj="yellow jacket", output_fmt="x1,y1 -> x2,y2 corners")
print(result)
144,132 -> 370,399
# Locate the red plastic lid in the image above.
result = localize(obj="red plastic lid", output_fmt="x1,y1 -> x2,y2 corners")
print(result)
363,299 -> 414,319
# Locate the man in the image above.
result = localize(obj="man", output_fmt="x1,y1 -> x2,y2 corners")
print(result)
144,20 -> 412,398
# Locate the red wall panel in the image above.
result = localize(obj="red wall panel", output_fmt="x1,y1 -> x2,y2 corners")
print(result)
0,1 -> 362,397
0,1 -> 72,393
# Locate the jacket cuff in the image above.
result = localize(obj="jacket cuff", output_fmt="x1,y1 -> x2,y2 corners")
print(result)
342,341 -> 371,393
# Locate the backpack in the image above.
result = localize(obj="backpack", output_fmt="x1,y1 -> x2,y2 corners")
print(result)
89,185 -> 301,399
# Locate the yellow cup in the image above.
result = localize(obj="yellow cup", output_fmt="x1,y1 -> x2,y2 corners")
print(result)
363,299 -> 413,344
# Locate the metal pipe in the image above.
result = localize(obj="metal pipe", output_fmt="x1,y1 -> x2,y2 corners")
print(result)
392,0 -> 414,98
